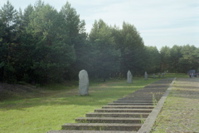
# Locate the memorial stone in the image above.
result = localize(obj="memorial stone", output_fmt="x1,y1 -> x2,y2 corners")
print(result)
162,73 -> 165,77
127,70 -> 132,83
144,71 -> 148,80
78,70 -> 89,95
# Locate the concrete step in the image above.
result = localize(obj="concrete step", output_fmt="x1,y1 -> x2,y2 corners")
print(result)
118,97 -> 153,100
86,112 -> 149,118
75,117 -> 145,123
108,103 -> 154,105
47,78 -> 174,133
102,105 -> 154,109
114,98 -> 153,100
117,99 -> 153,101
62,123 -> 142,131
113,100 -> 153,103
48,130 -> 136,133
94,108 -> 152,113
118,97 -> 161,100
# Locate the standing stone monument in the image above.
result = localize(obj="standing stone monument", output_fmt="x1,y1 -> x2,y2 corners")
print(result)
79,70 -> 89,96
152,74 -> 156,78
158,73 -> 161,78
144,71 -> 148,80
127,70 -> 132,83
162,73 -> 165,77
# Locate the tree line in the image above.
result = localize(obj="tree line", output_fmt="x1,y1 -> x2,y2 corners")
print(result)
0,1 -> 198,84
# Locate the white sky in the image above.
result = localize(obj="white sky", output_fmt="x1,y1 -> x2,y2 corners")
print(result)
0,0 -> 199,50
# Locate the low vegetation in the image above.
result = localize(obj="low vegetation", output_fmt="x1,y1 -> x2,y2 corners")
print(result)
0,77 -> 160,133
152,78 -> 199,132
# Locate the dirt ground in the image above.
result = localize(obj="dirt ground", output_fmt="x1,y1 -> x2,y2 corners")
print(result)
152,78 -> 199,133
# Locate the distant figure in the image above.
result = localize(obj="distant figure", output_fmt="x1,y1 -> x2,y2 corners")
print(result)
153,74 -> 156,78
191,73 -> 194,78
189,73 -> 194,78
188,70 -> 196,78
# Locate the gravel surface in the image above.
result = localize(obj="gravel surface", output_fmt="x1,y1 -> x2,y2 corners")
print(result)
152,78 -> 199,133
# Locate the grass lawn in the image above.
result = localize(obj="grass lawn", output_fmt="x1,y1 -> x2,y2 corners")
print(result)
0,77 -> 160,133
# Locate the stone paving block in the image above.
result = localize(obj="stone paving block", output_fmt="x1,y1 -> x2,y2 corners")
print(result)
86,112 -> 149,118
102,105 -> 154,109
75,117 -> 144,123
94,108 -> 152,113
62,123 -> 141,131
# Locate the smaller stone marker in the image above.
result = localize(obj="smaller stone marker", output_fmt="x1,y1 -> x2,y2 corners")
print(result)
162,73 -> 165,77
127,70 -> 132,83
152,74 -> 156,78
79,70 -> 89,96
158,73 -> 161,78
144,71 -> 148,80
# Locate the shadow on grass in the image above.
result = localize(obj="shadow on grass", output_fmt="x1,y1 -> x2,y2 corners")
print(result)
0,79 -> 160,111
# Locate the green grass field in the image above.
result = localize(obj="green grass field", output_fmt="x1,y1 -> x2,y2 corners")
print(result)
0,73 -> 187,133
0,78 -> 159,133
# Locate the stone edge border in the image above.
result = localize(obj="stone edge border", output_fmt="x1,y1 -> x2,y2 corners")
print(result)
137,78 -> 176,133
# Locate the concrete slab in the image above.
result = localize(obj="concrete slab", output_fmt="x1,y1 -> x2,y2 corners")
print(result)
102,105 -> 154,109
94,108 -> 152,113
48,130 -> 136,133
86,112 -> 149,118
75,117 -> 144,123
62,123 -> 141,131
108,103 -> 153,105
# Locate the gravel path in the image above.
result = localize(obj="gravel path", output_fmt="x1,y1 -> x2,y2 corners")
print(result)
152,78 -> 199,133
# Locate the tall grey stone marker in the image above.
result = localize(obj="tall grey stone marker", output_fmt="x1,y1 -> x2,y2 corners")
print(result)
144,71 -> 148,80
127,70 -> 132,83
79,70 -> 89,96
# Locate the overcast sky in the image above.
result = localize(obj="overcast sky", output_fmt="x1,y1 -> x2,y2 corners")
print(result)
0,0 -> 199,50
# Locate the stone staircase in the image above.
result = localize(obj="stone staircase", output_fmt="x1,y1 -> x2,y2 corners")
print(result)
48,78 -> 173,133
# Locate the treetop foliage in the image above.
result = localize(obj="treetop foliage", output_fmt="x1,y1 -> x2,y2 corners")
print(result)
0,1 -> 198,84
